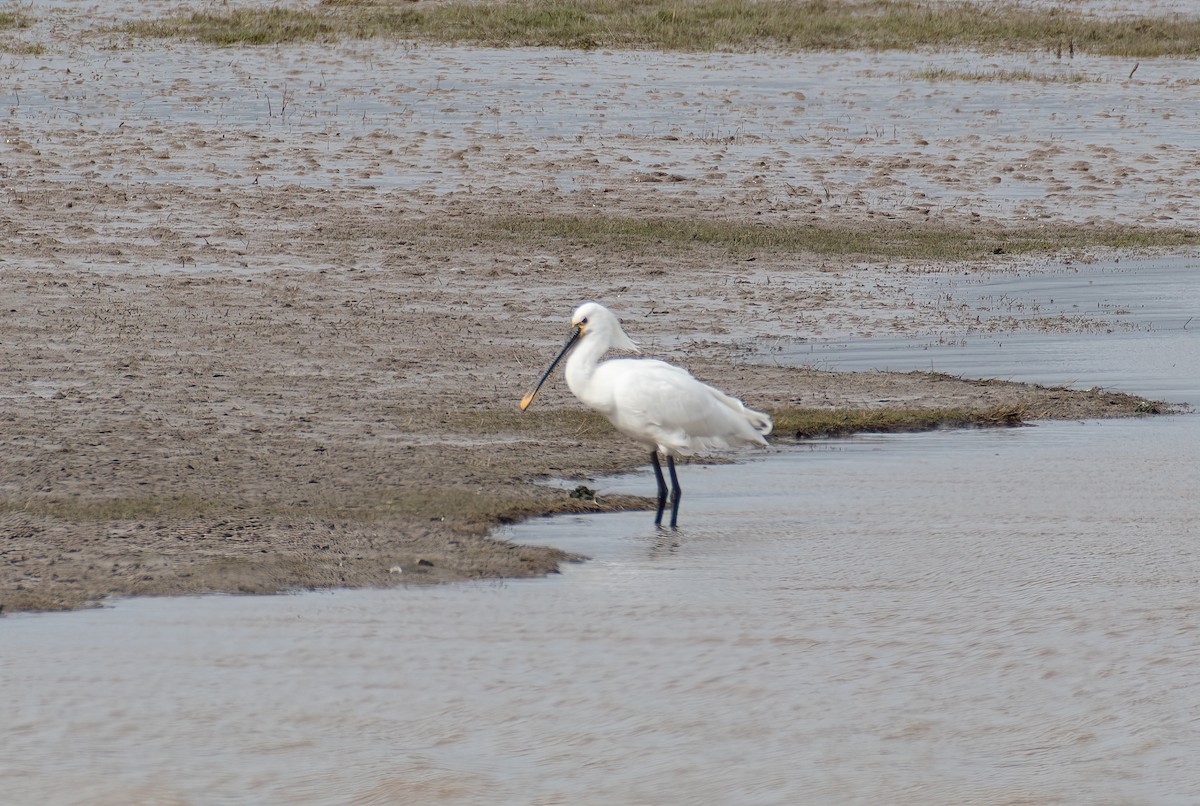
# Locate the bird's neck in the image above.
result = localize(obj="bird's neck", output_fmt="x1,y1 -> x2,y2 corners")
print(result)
564,334 -> 609,405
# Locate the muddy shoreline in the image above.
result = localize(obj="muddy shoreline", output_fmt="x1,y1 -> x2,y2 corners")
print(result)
0,180 -> 1170,614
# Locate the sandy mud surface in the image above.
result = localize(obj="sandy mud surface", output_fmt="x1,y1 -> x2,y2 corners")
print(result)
0,181 -> 1163,613
0,3 -> 1185,612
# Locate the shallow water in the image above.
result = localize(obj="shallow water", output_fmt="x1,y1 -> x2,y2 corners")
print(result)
3,258 -> 1198,804
3,426 -> 1198,804
789,255 -> 1200,403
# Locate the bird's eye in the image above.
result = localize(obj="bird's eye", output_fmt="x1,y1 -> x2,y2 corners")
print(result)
580,317 -> 589,325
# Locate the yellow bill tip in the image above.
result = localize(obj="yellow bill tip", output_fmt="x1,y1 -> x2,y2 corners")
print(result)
519,391 -> 536,411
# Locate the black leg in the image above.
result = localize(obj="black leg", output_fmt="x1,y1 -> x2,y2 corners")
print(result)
667,455 -> 682,529
651,451 -> 668,526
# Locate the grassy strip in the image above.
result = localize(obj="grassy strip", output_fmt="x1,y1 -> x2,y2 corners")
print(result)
770,404 -> 1027,438
485,215 -> 1200,260
910,68 -> 1102,84
0,494 -> 218,522
0,485 -> 643,524
125,0 -> 1200,56
440,402 -> 1051,443
128,8 -> 335,46
123,6 -> 364,45
0,42 -> 45,55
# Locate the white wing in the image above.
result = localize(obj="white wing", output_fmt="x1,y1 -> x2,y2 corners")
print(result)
597,359 -> 771,456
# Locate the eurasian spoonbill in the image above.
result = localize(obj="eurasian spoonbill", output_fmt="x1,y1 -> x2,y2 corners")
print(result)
520,302 -> 772,528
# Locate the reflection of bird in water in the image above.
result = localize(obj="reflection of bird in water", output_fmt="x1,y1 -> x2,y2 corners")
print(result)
649,530 -> 683,557
521,302 -> 772,528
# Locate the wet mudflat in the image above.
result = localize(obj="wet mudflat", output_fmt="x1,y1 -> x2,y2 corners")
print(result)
6,40 -> 1200,224
8,4 -> 1189,612
3,256 -> 1197,804
7,0 -> 1200,225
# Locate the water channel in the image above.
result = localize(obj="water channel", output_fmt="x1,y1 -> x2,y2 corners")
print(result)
3,256 -> 1197,804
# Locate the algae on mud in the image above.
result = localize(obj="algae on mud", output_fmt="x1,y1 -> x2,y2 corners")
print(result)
482,215 -> 1200,261
124,0 -> 1200,56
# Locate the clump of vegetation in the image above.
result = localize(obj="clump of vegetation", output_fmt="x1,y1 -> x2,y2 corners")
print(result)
769,404 -> 1027,438
0,9 -> 44,52
433,400 -> 1120,447
0,11 -> 30,29
910,68 -> 1102,84
484,215 -> 1200,261
1,42 -> 46,55
125,0 -> 1200,56
130,8 -> 337,45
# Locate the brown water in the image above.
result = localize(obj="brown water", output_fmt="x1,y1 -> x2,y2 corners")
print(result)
3,258 -> 1199,805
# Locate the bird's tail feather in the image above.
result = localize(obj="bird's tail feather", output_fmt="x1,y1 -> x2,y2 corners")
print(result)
744,407 -> 773,436
703,382 -> 773,438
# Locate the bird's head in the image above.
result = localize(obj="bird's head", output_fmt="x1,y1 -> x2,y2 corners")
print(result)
570,301 -> 639,353
520,302 -> 639,411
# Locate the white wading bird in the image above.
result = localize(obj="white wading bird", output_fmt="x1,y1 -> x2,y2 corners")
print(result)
520,302 -> 772,528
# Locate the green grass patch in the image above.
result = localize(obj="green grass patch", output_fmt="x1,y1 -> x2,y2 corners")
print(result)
1,494 -> 218,522
769,404 -> 1027,438
129,8 -> 337,45
440,402 -> 1037,443
1,41 -> 45,55
0,10 -> 41,52
485,215 -> 1200,260
910,67 -> 1102,84
125,0 -> 1200,56
0,12 -> 29,30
